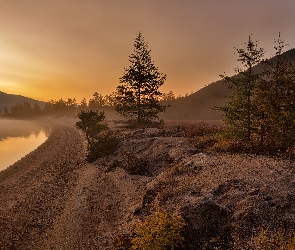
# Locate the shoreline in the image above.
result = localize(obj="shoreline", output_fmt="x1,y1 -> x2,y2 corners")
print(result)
0,120 -> 86,249
0,120 -> 50,172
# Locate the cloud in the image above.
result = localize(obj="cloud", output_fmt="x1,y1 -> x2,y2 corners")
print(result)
0,0 -> 295,100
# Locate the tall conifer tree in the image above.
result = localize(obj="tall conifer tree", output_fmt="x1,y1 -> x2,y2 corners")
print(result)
114,32 -> 167,123
219,36 -> 264,145
258,34 -> 295,150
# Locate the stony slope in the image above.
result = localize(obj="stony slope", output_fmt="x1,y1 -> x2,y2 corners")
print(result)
0,118 -> 295,249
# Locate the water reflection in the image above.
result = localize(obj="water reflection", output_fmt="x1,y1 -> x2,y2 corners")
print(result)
0,119 -> 50,171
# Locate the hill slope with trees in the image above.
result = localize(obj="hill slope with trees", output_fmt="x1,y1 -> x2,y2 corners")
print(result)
0,91 -> 45,114
1,48 -> 295,121
161,48 -> 295,120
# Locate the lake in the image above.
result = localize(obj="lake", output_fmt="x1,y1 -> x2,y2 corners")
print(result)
0,119 -> 50,171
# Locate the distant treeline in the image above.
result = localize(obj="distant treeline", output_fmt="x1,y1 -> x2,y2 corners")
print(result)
1,91 -> 179,119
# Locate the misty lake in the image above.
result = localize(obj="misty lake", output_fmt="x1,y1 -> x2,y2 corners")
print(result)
0,119 -> 50,171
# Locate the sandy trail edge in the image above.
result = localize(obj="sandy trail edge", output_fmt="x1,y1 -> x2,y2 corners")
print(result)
0,121 -> 85,249
2,118 -> 295,249
0,119 -> 148,250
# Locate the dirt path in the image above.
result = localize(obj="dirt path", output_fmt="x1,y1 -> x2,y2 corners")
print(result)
0,123 -> 86,249
0,119 -> 148,249
41,164 -> 148,250
1,118 -> 295,249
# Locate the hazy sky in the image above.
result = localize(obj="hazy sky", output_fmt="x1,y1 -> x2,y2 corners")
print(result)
1,0 -> 295,101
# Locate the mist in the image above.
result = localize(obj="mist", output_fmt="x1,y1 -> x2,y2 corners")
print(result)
0,118 -> 50,140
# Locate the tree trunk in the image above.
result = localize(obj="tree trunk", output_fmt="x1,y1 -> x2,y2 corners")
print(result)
137,83 -> 141,123
247,68 -> 252,142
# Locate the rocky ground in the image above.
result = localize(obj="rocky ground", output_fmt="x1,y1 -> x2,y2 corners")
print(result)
0,117 -> 295,249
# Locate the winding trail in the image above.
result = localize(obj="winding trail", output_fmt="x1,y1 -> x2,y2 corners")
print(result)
0,120 -> 147,249
0,123 -> 85,249
1,118 -> 295,249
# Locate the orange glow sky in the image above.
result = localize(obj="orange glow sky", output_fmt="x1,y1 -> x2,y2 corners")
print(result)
1,0 -> 295,102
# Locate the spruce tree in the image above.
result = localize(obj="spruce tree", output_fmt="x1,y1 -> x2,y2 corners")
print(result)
114,32 -> 167,124
79,98 -> 88,111
258,34 -> 295,150
88,92 -> 106,110
219,36 -> 264,145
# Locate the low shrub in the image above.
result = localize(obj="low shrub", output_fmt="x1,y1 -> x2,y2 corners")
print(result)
248,228 -> 295,250
126,119 -> 164,129
87,131 -> 120,162
76,110 -> 119,162
162,122 -> 221,138
113,234 -> 133,250
191,135 -> 219,151
211,138 -> 246,153
114,209 -> 186,250
121,150 -> 147,175
131,209 -> 185,250
183,122 -> 220,138
183,123 -> 221,152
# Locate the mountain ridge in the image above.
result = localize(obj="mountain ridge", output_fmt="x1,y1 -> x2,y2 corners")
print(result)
0,91 -> 45,113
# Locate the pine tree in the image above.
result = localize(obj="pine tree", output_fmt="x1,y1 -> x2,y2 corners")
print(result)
4,106 -> 9,115
79,98 -> 88,111
219,36 -> 264,146
88,92 -> 105,110
258,34 -> 295,150
114,32 -> 167,124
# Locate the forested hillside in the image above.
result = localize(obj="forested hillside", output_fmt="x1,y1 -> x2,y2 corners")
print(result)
161,48 -> 295,120
0,91 -> 45,113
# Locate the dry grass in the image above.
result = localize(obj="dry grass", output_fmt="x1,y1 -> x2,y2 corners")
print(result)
1,118 -> 295,249
164,121 -> 295,159
246,228 -> 295,250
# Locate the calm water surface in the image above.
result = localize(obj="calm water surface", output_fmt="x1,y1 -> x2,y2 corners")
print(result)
0,119 -> 50,171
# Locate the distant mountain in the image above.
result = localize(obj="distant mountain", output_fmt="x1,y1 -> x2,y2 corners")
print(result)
0,91 -> 45,113
161,48 -> 295,121
161,80 -> 228,120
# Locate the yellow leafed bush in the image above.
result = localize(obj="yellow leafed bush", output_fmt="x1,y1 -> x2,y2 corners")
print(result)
131,210 -> 186,250
249,228 -> 295,250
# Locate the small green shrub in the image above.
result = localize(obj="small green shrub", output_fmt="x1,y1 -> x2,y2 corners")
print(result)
87,131 -> 119,162
76,110 -> 107,140
76,110 -> 119,162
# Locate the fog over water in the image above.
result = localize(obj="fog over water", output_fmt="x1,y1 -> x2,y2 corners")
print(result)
0,119 -> 49,171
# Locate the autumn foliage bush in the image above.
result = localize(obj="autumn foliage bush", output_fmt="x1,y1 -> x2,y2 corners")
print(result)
247,228 -> 295,250
114,209 -> 186,250
166,121 -> 295,158
173,122 -> 221,152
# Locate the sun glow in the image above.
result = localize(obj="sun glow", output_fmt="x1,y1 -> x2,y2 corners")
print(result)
0,1 -> 294,101
0,37 -> 65,99
0,80 -> 21,92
